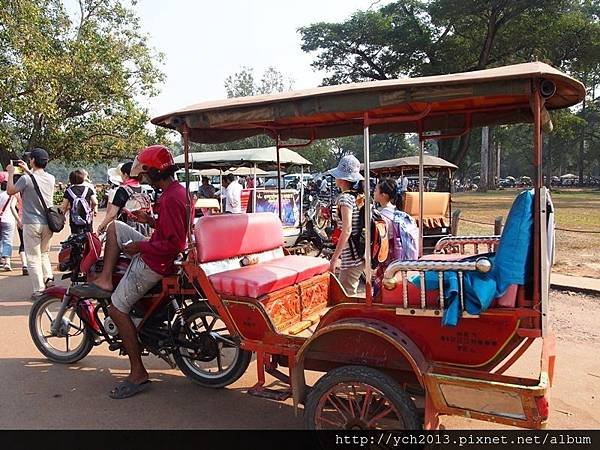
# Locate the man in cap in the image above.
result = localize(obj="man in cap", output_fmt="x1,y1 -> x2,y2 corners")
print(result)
7,148 -> 56,299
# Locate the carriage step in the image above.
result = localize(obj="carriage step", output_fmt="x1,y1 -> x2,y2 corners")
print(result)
287,320 -> 313,335
283,307 -> 331,336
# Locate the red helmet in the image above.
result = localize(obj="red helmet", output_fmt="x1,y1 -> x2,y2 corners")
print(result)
131,145 -> 175,178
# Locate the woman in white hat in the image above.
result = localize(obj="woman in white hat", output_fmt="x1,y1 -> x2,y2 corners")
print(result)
327,155 -> 365,296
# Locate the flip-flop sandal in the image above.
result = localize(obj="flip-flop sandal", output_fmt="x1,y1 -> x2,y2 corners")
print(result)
109,380 -> 151,399
70,282 -> 113,299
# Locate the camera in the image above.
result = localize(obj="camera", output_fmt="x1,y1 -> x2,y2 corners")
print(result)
10,160 -> 24,175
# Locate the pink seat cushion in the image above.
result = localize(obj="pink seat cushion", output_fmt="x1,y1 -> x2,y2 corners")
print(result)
267,256 -> 329,284
209,255 -> 329,298
195,213 -> 283,263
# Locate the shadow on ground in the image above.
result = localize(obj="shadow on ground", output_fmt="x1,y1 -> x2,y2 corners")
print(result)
0,355 -> 304,429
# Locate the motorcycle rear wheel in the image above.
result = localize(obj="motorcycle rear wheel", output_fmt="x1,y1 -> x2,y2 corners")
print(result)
173,302 -> 251,388
29,294 -> 94,364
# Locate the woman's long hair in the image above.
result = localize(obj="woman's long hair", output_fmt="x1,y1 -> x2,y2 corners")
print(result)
377,178 -> 398,205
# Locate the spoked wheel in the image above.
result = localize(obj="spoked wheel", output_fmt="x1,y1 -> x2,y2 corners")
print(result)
295,235 -> 324,257
305,366 -> 421,430
173,303 -> 251,388
29,294 -> 94,364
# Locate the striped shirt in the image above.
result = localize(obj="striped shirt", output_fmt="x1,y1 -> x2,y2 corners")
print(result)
337,192 -> 363,269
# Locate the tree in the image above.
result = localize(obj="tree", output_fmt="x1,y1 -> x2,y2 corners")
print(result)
0,0 -> 166,167
300,0 -> 600,181
189,66 -> 295,153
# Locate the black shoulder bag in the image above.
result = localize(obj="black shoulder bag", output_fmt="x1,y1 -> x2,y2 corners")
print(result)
29,173 -> 65,233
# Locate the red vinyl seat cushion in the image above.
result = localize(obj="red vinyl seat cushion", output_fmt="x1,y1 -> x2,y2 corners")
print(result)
195,213 -> 283,263
209,255 -> 329,298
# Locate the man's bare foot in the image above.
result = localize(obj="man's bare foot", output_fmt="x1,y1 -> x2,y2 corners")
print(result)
126,371 -> 149,385
92,278 -> 113,292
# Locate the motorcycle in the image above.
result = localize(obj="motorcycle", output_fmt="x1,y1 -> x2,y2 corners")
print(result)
28,232 -> 251,388
294,196 -> 338,259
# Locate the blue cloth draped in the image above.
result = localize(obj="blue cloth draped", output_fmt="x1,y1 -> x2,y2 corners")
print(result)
410,190 -> 534,326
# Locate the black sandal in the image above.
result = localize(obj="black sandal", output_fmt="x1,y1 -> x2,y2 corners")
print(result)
109,380 -> 151,399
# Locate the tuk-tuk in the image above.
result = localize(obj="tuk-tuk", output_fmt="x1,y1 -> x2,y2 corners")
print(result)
152,61 -> 584,429
369,155 -> 458,252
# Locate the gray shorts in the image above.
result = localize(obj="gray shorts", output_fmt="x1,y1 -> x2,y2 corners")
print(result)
111,221 -> 162,314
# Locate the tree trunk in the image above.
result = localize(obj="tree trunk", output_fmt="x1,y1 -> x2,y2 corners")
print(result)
545,135 -> 552,189
450,131 -> 472,168
497,141 -> 501,183
488,127 -> 496,189
479,126 -> 489,192
0,147 -> 15,169
579,97 -> 586,184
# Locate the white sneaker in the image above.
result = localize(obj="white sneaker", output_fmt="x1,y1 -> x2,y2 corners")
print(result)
3,262 -> 11,271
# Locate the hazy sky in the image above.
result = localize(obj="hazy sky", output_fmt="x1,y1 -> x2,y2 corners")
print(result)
132,0 -> 387,118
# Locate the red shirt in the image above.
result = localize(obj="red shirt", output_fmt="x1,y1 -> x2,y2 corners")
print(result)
139,181 -> 188,275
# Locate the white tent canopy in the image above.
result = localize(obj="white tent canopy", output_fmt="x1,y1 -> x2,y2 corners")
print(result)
176,167 -> 268,177
173,147 -> 312,169
366,155 -> 458,172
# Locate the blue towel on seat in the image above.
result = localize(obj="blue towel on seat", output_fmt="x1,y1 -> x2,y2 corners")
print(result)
410,190 -> 534,326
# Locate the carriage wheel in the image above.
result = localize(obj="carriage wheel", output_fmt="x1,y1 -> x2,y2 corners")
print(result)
304,366 -> 421,430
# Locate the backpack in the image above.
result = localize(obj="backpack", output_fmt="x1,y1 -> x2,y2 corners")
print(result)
344,192 -> 389,269
380,208 -> 420,262
122,185 -> 153,237
66,186 -> 93,227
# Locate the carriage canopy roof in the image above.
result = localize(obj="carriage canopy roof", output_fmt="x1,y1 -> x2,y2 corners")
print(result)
368,155 -> 458,173
172,146 -> 312,169
153,62 -> 585,144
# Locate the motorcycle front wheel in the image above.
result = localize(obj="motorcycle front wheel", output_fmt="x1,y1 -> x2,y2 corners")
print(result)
29,294 -> 94,364
173,302 -> 251,388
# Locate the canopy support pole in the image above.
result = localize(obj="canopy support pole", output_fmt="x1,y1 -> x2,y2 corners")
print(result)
418,128 -> 425,258
299,165 -> 304,232
253,163 -> 257,213
363,113 -> 373,306
182,124 -> 193,245
532,84 -> 543,311
276,141 -> 283,221
219,168 -> 223,213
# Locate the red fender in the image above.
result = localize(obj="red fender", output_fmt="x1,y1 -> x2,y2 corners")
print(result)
43,286 -> 68,298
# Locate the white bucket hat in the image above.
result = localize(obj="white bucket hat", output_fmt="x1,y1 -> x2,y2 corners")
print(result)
107,163 -> 124,185
327,155 -> 364,182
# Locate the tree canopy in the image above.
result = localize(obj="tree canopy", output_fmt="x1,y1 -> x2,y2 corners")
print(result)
300,0 -> 600,181
0,0 -> 169,167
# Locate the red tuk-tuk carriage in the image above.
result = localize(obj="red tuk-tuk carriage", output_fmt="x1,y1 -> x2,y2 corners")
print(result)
368,155 -> 458,253
151,62 -> 584,429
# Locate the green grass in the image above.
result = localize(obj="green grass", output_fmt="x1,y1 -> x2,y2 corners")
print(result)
452,189 -> 600,278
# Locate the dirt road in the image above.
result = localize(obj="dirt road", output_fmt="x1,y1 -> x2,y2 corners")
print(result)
0,220 -> 598,429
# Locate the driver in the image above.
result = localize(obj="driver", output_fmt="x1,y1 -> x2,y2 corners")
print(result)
72,145 -> 189,399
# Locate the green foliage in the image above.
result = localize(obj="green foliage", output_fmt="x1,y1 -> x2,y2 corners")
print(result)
0,0 -> 168,167
299,0 -> 600,177
208,66 -> 417,171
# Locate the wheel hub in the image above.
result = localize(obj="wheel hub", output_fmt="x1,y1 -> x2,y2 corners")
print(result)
50,318 -> 71,337
188,332 -> 220,362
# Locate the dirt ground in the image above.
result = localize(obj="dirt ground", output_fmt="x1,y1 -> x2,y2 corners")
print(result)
0,215 -> 598,429
454,189 -> 600,279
